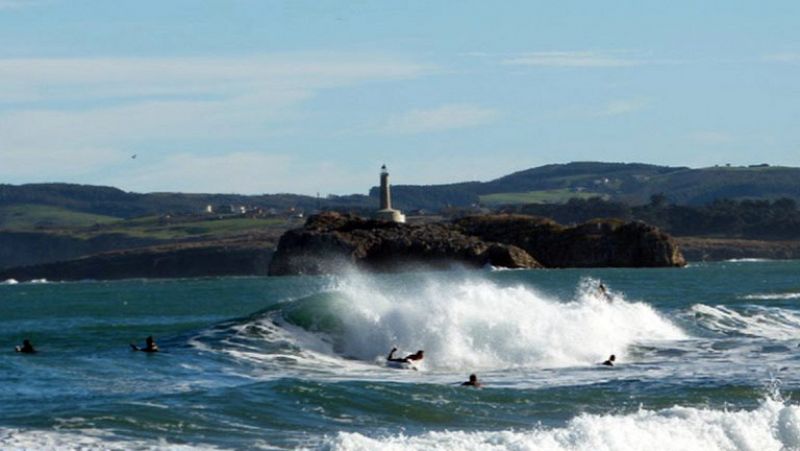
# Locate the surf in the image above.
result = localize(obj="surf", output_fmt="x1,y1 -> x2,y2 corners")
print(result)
324,397 -> 800,451
202,272 -> 687,372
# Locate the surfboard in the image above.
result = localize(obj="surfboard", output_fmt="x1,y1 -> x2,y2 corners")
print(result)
386,360 -> 419,370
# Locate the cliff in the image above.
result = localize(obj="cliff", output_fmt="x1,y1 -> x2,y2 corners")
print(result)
268,213 -> 541,275
268,212 -> 685,276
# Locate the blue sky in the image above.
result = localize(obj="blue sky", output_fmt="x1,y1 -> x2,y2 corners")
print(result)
1,1 -> 799,195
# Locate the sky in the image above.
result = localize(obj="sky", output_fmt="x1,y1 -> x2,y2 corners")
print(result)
1,0 -> 800,195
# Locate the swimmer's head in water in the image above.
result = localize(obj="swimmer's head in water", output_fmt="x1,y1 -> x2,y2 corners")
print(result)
469,374 -> 477,382
609,354 -> 616,361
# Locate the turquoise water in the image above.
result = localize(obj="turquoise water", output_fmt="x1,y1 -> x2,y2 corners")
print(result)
2,261 -> 800,450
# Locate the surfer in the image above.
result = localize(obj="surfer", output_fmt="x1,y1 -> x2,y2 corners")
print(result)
602,354 -> 616,366
15,339 -> 36,354
387,347 -> 424,364
598,282 -> 611,301
130,336 -> 159,353
461,374 -> 482,387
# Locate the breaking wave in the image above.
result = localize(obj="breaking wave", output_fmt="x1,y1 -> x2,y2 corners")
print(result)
207,273 -> 686,371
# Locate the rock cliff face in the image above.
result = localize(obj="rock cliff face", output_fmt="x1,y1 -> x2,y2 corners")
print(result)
455,215 -> 686,268
268,213 -> 541,275
269,212 -> 686,276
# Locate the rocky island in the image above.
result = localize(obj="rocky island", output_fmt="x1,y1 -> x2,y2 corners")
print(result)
268,212 -> 685,276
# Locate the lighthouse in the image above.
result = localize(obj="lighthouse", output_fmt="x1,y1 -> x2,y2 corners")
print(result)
375,165 -> 406,223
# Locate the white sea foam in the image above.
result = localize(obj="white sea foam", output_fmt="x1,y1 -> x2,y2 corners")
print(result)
283,273 -> 686,371
725,258 -> 772,263
324,399 -> 800,451
690,304 -> 800,339
743,292 -> 800,300
1,278 -> 19,285
0,427 -> 223,451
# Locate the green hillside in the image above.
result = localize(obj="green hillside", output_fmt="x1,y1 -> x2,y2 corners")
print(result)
0,204 -> 121,230
480,189 -> 606,206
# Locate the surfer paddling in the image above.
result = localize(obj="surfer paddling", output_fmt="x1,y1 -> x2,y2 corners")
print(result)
387,347 -> 424,364
602,354 -> 616,366
15,339 -> 36,354
461,374 -> 482,387
130,336 -> 159,353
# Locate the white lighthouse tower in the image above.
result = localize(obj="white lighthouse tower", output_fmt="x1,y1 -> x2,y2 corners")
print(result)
375,164 -> 406,223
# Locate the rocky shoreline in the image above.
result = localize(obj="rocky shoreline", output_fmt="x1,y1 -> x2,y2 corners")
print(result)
16,213 -> 786,282
268,212 -> 685,276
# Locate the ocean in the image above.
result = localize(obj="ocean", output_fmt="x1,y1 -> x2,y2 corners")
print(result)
1,260 -> 800,450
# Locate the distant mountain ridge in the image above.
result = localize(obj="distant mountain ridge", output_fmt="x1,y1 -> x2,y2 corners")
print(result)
4,162 -> 800,218
382,162 -> 800,209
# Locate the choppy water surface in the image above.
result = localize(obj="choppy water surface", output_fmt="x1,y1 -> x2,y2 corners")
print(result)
2,261 -> 800,450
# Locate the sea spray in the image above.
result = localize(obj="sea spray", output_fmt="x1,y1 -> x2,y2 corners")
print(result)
275,271 -> 686,370
324,398 -> 800,451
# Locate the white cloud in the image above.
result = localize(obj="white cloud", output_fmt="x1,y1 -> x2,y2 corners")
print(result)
502,51 -> 642,68
380,104 -> 498,134
0,54 -> 433,185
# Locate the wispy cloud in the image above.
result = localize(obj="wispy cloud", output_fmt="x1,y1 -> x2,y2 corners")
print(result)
0,54 -> 434,188
593,98 -> 648,117
691,131 -> 735,144
0,0 -> 40,10
763,52 -> 800,63
104,151 -> 365,195
380,104 -> 499,134
502,51 -> 642,68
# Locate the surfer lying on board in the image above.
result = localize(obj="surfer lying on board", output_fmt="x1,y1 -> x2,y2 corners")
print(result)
387,347 -> 424,364
130,336 -> 159,353
15,339 -> 36,354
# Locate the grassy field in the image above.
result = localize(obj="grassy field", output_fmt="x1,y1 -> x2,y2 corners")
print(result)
0,204 -> 293,241
85,215 -> 293,240
479,189 -> 606,206
0,204 -> 121,230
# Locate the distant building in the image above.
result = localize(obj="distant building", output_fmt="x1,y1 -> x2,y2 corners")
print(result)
374,165 -> 406,223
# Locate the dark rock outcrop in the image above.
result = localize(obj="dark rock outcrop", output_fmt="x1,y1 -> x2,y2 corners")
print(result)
268,212 -> 541,275
456,215 -> 686,268
270,212 -> 685,276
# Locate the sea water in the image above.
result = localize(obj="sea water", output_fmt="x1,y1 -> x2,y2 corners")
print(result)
1,261 -> 800,450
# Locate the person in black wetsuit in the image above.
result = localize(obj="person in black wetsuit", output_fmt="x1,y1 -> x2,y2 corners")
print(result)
15,339 -> 36,354
131,336 -> 159,353
602,354 -> 616,366
461,374 -> 482,387
387,347 -> 423,363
